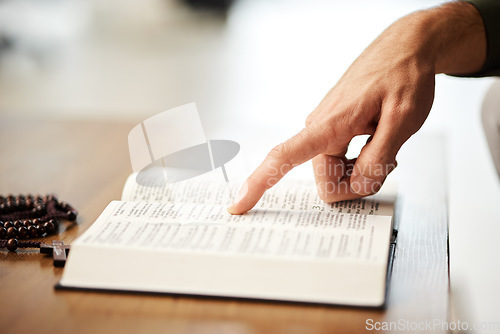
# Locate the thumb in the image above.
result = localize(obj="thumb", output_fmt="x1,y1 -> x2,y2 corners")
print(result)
350,123 -> 400,196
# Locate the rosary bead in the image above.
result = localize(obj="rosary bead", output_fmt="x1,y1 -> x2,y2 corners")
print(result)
7,227 -> 18,239
44,222 -> 55,234
28,225 -> 38,238
67,210 -> 77,221
1,204 -> 11,213
37,224 -> 46,236
17,226 -> 28,239
6,239 -> 18,251
46,194 -> 58,202
49,219 -> 59,230
25,198 -> 33,208
15,198 -> 25,208
0,194 -> 76,242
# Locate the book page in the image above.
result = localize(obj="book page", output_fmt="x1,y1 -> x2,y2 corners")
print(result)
121,173 -> 395,216
77,201 -> 393,264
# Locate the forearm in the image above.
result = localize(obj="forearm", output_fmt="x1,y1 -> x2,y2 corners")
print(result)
386,1 -> 487,76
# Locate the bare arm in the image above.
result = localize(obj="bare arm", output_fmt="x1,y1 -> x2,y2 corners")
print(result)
228,1 -> 486,215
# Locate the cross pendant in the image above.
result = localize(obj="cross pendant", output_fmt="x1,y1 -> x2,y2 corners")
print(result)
40,241 -> 71,267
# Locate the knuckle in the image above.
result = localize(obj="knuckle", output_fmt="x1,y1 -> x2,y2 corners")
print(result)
269,143 -> 287,160
362,153 -> 381,169
328,104 -> 367,137
385,99 -> 414,123
268,143 -> 293,169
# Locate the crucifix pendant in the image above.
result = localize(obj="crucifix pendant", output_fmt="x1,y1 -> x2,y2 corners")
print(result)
40,240 -> 70,267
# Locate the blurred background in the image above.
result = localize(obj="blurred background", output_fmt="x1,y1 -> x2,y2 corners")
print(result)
1,0 -> 488,127
2,0 -> 492,165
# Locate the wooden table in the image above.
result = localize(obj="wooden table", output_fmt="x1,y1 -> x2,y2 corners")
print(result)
0,118 -> 449,334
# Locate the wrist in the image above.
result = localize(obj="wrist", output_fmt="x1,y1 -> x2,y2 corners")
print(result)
419,2 -> 487,75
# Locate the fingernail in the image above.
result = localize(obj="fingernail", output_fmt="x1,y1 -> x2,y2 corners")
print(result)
227,181 -> 248,215
351,175 -> 382,195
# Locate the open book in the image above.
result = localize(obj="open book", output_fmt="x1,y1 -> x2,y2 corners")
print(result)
58,174 -> 397,307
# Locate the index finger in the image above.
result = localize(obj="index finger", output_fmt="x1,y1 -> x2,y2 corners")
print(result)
227,125 -> 328,214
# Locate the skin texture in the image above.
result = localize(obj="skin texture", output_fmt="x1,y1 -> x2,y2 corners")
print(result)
228,1 -> 486,215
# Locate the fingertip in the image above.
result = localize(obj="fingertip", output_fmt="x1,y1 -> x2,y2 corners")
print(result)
227,204 -> 242,215
226,181 -> 249,215
226,194 -> 259,215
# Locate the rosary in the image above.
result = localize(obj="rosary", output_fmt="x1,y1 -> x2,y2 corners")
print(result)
0,194 -> 77,267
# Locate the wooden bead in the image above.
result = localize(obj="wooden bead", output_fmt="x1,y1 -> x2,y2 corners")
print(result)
25,198 -> 33,208
4,221 -> 13,228
46,194 -> 58,202
37,224 -> 46,236
49,219 -> 59,230
6,227 -> 18,239
17,226 -> 28,239
23,220 -> 32,227
28,225 -> 38,238
44,222 -> 55,234
6,239 -> 18,251
67,210 -> 77,221
14,220 -> 23,228
0,227 -> 6,239
15,198 -> 25,208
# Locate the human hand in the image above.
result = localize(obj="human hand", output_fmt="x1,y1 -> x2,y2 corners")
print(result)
227,2 -> 486,215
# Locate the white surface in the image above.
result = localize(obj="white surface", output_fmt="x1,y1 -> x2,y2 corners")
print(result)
0,0 -> 442,122
449,80 -> 500,333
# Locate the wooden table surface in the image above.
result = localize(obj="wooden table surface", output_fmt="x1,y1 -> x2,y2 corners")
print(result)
0,118 -> 449,334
